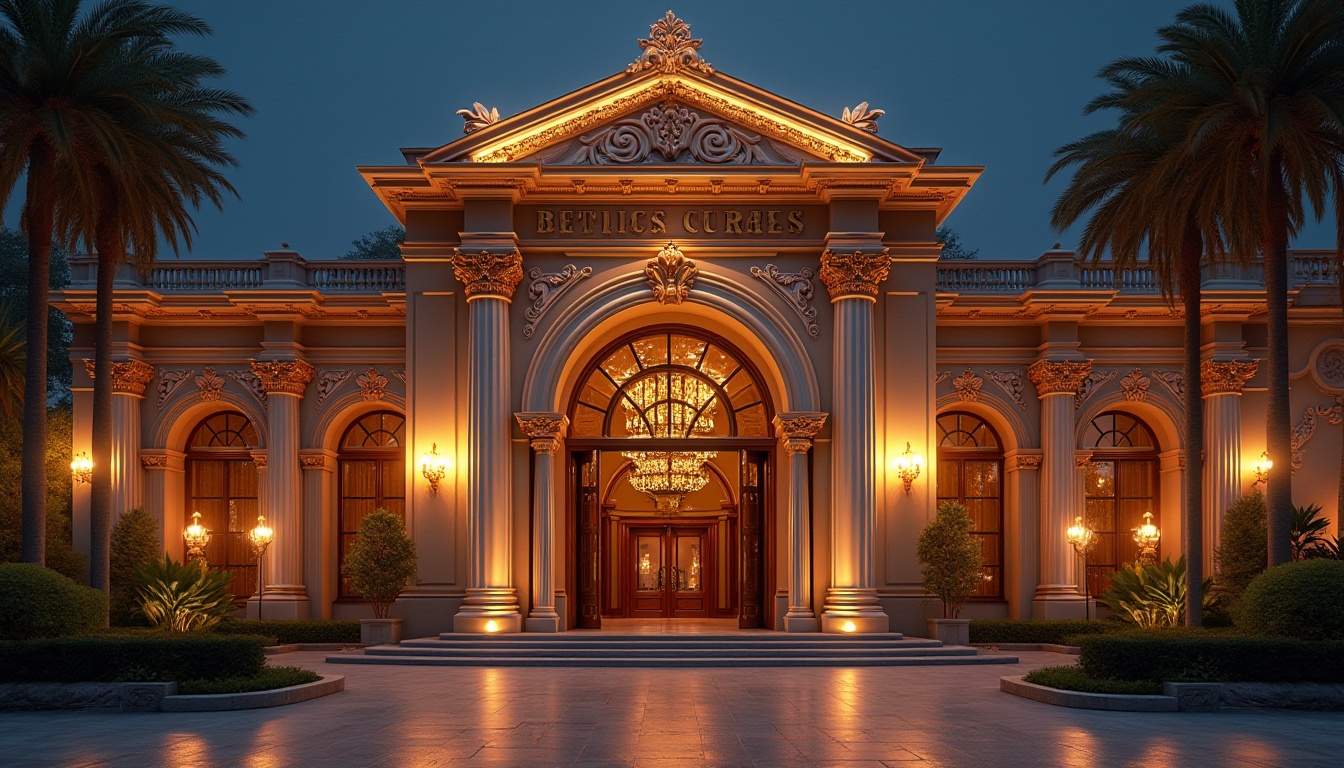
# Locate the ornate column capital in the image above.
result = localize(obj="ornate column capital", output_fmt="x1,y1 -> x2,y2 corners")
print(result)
516,412 -> 569,454
453,249 -> 524,300
1201,359 -> 1257,396
85,359 -> 154,396
819,249 -> 890,301
250,450 -> 269,470
249,359 -> 315,396
774,412 -> 827,454
1027,359 -> 1093,396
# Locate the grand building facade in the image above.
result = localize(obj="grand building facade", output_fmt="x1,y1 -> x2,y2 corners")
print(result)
53,16 -> 1343,637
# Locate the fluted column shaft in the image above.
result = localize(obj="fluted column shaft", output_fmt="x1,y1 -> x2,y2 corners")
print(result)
92,360 -> 152,519
453,249 -> 524,633
517,413 -> 567,633
1029,360 -> 1091,616
819,249 -> 890,633
250,359 -> 313,618
777,413 -> 826,633
1203,360 -> 1257,573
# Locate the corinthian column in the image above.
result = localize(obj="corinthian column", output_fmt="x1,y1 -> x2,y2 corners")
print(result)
1203,359 -> 1257,574
1028,359 -> 1092,619
818,249 -> 890,633
248,358 -> 314,620
517,413 -> 567,633
89,359 -> 153,519
453,249 -> 525,634
776,412 -> 826,633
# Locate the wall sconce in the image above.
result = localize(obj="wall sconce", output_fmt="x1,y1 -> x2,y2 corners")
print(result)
70,452 -> 92,484
889,442 -> 923,494
1252,451 -> 1272,488
1131,511 -> 1160,566
183,511 -> 212,567
420,442 -> 450,495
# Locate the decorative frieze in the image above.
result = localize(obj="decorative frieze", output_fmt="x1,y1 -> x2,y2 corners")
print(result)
1201,360 -> 1257,396
356,368 -> 388,401
249,359 -> 314,396
627,11 -> 714,76
194,368 -> 225,402
451,250 -> 524,300
1120,368 -> 1151,401
523,264 -> 592,338
750,264 -> 819,338
984,369 -> 1029,411
314,369 -> 354,410
1074,370 -> 1117,410
818,249 -> 890,300
84,359 -> 154,395
952,368 -> 984,402
140,455 -> 169,469
156,369 -> 193,408
1027,359 -> 1092,397
646,242 -> 697,305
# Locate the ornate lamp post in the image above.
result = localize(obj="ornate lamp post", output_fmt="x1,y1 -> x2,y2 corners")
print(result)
248,514 -> 274,620
1132,511 -> 1161,567
1066,515 -> 1098,620
183,511 -> 212,568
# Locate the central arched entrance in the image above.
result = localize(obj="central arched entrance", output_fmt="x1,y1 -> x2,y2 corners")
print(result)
566,326 -> 775,629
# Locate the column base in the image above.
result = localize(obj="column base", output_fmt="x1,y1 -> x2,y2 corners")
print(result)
525,610 -> 560,633
783,613 -> 819,633
1031,595 -> 1095,621
453,587 -> 522,634
246,587 -> 310,621
820,588 -> 889,633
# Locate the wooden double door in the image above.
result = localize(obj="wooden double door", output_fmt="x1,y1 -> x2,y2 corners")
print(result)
625,523 -> 712,618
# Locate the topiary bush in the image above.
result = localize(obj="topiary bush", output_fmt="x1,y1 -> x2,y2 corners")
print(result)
915,501 -> 984,619
969,619 -> 1125,645
212,619 -> 361,644
0,563 -> 105,640
1216,492 -> 1266,606
1078,632 -> 1344,683
1237,559 -> 1344,641
109,507 -> 160,626
342,508 -> 417,618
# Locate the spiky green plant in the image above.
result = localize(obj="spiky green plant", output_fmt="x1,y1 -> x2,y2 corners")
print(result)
1291,504 -> 1333,560
134,554 -> 233,632
1102,556 -> 1217,628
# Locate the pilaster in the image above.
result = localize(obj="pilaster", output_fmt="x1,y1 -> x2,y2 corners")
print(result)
139,449 -> 185,560
299,449 -> 338,620
516,413 -> 568,633
776,412 -> 826,632
1202,359 -> 1257,574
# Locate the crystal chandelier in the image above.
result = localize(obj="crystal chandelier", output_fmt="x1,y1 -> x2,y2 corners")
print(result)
620,371 -> 719,514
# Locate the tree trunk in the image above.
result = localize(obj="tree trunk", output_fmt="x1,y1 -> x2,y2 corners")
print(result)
20,141 -> 54,566
1180,223 -> 1203,627
1263,158 -> 1293,567
89,185 -> 120,598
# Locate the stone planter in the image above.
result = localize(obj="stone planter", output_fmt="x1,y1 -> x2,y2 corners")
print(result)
927,618 -> 971,646
360,618 -> 403,646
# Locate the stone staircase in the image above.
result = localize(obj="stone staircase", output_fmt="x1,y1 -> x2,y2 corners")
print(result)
325,632 -> 1019,668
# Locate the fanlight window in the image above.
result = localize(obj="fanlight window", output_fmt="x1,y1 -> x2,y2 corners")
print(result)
188,412 -> 258,449
1085,412 -> 1155,449
937,412 -> 1001,449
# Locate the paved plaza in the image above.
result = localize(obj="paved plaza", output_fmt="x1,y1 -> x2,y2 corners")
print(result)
2,650 -> 1340,767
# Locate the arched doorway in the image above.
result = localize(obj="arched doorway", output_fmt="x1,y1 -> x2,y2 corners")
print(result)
566,326 -> 774,628
336,411 -> 406,598
935,411 -> 1005,600
1083,411 -> 1162,594
185,411 -> 260,601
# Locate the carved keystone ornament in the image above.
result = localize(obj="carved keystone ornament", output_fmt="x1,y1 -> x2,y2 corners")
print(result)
647,242 -> 698,304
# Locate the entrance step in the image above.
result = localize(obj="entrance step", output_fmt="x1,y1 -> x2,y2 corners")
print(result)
325,632 -> 1019,668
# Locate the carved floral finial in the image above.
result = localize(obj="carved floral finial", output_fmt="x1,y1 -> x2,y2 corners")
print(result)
841,102 -> 884,133
646,242 -> 698,305
627,12 -> 714,76
456,102 -> 500,134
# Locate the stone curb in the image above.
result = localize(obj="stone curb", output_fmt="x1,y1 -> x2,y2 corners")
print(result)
1000,676 -> 1178,712
160,675 -> 344,712
974,643 -> 1080,655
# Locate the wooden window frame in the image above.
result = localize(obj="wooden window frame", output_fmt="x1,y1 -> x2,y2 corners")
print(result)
935,411 -> 1005,601
336,411 -> 407,600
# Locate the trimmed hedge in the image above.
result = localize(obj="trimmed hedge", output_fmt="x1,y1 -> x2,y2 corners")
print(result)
969,620 -> 1125,645
1023,665 -> 1162,695
1238,560 -> 1344,641
212,619 -> 361,644
1078,633 -> 1344,683
0,634 -> 267,683
0,563 -> 105,640
178,665 -> 320,695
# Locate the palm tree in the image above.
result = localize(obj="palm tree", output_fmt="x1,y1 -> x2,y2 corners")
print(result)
50,16 -> 251,595
1048,115 -> 1219,626
0,306 -> 22,424
1108,0 -> 1344,566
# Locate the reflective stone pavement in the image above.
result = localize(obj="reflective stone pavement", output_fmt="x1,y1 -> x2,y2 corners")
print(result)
2,650 -> 1339,767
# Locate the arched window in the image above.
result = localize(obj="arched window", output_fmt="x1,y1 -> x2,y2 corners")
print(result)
338,411 -> 406,598
935,412 -> 1004,599
185,412 -> 260,600
1084,411 -> 1160,594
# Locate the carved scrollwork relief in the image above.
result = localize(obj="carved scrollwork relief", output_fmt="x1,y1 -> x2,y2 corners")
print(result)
194,368 -> 225,402
228,370 -> 266,407
626,12 -> 714,76
750,264 -> 819,338
523,264 -> 592,339
953,368 -> 984,402
1306,341 -> 1344,394
1074,370 -> 1118,410
392,370 -> 406,384
546,101 -> 796,165
1292,397 -> 1343,471
356,368 -> 388,402
314,369 -> 354,410
984,370 -> 1029,411
646,243 -> 697,305
157,369 -> 193,408
1201,359 -> 1257,396
1120,368 -> 1151,401
140,455 -> 169,469
451,250 -> 524,299
818,249 -> 890,300
1152,370 -> 1184,399
934,371 -> 951,384
1027,360 -> 1092,397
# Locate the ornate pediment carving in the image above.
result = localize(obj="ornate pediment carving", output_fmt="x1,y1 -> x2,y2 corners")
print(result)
627,12 -> 713,77
533,100 -> 809,166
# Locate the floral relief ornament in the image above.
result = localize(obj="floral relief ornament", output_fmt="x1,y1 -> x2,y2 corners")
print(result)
456,102 -> 500,134
356,368 -> 388,402
840,102 -> 884,133
818,249 -> 891,300
194,368 -> 225,402
451,250 -> 524,299
953,368 -> 984,402
646,242 -> 698,305
157,369 -> 194,408
626,12 -> 714,76
1120,368 -> 1151,401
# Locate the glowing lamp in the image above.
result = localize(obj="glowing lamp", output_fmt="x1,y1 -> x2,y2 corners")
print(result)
420,443 -> 450,495
70,452 -> 93,484
1132,511 -> 1161,566
183,511 -> 212,567
1066,515 -> 1098,620
484,620 -> 500,633
1252,452 -> 1272,488
889,442 -> 923,494
840,620 -> 857,633
248,514 -> 275,621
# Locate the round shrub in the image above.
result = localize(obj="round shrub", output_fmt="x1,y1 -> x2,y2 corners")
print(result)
1237,559 -> 1344,641
0,563 -> 106,640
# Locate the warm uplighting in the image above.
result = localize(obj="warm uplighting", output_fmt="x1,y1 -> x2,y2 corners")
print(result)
1066,515 -> 1098,620
419,443 -> 450,495
183,511 -> 212,567
620,370 -> 719,514
840,620 -> 857,633
1252,451 -> 1272,488
889,442 -> 923,494
1132,511 -> 1161,566
70,452 -> 92,484
484,620 -> 500,633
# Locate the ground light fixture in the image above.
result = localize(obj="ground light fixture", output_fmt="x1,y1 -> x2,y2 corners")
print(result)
889,442 -> 923,494
1132,511 -> 1160,566
1253,451 -> 1272,488
1066,515 -> 1098,620
249,514 -> 275,620
420,443 -> 449,495
70,452 -> 93,484
183,511 -> 211,567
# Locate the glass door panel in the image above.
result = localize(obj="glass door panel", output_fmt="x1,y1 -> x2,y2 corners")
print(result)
671,531 -> 707,617
629,529 -> 667,617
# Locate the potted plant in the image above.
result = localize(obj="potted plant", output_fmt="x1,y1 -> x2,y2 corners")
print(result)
915,501 -> 984,646
342,508 -> 418,645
